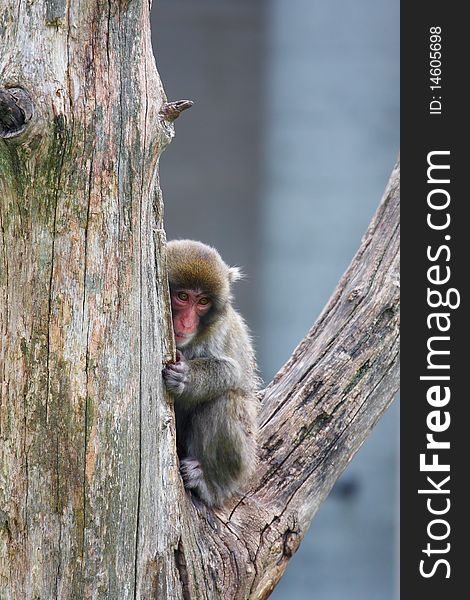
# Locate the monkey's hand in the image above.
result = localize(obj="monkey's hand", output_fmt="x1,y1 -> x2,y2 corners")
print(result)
163,350 -> 189,396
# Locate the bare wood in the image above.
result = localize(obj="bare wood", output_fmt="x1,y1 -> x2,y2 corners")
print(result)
0,0 -> 179,597
0,0 -> 399,597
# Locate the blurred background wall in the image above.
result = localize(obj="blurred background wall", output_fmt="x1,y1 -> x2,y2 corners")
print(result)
151,1 -> 399,598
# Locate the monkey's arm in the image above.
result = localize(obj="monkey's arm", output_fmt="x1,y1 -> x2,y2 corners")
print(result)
185,357 -> 242,402
163,355 -> 241,405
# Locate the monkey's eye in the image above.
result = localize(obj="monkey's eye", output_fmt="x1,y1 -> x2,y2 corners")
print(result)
199,297 -> 210,306
177,292 -> 189,301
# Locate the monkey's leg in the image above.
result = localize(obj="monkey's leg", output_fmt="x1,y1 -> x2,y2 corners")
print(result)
179,453 -> 211,501
180,458 -> 217,512
180,457 -> 214,505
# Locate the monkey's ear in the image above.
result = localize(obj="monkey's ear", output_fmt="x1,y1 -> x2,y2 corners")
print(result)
229,267 -> 244,283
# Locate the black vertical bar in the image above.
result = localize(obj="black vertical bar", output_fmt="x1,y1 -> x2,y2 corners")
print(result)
401,4 -> 466,599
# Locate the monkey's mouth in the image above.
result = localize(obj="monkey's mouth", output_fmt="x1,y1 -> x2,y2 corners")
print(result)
175,332 -> 194,346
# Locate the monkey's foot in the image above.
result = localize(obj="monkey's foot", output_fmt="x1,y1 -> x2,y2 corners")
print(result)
180,458 -> 203,490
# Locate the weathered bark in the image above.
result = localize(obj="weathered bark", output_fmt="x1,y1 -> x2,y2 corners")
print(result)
1,0 -> 177,597
0,1 -> 399,599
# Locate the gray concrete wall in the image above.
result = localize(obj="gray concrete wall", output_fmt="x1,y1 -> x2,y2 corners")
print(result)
152,0 -> 265,326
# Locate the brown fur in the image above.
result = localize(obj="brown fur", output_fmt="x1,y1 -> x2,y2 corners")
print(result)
167,240 -> 229,294
163,240 -> 259,507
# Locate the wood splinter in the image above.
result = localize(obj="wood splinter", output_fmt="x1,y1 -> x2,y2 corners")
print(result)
160,100 -> 194,123
0,87 -> 34,139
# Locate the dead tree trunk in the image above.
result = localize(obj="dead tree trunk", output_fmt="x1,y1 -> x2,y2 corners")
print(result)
0,1 -> 399,599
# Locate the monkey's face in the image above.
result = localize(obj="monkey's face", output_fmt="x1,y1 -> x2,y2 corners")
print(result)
171,289 -> 212,348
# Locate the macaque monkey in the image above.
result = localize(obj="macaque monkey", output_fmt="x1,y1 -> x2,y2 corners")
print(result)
163,240 -> 259,507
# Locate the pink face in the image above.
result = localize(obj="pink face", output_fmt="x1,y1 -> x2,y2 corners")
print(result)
171,289 -> 212,347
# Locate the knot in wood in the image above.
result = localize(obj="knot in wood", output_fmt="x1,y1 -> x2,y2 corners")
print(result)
348,286 -> 363,302
282,529 -> 300,558
0,88 -> 34,139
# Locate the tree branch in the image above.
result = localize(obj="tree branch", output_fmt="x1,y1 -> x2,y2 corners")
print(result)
181,160 -> 400,600
160,100 -> 194,122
